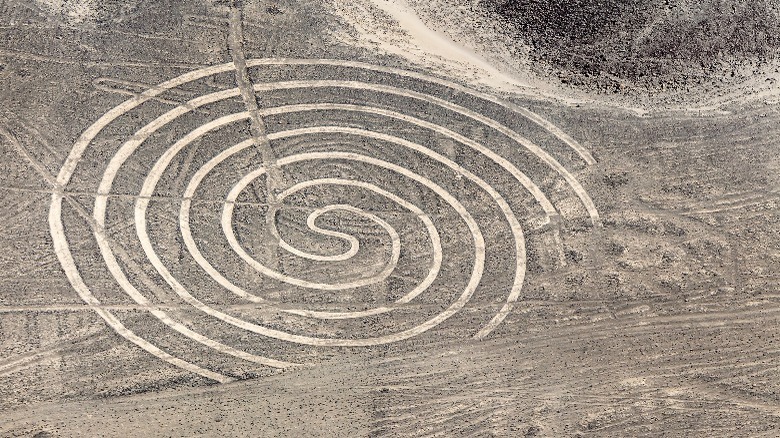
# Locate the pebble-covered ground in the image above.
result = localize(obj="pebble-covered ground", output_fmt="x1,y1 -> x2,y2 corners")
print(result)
1,0 -> 779,436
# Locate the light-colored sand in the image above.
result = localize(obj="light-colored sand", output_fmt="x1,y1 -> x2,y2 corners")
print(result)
325,0 -> 537,93
327,0 -> 780,115
324,0 -> 628,109
33,0 -> 97,24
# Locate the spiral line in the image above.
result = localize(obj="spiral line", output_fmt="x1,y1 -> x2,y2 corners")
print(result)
50,59 -> 598,382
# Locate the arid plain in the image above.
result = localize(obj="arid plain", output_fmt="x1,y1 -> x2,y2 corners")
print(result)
1,1 -> 779,436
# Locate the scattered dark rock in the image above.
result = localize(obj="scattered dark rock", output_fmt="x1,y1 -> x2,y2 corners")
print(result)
267,5 -> 284,15
481,0 -> 780,92
604,172 -> 629,188
565,249 -> 584,263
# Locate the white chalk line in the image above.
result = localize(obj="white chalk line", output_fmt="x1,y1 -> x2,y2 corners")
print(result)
246,79 -> 596,224
272,134 -> 527,338
222,173 -> 402,291
227,6 -> 279,204
51,58 -> 591,377
4,123 -> 232,382
101,84 -> 559,224
171,104 -> 542,317
138,149 -> 486,346
97,89 -> 531,335
142,103 -> 522,334
55,62 -> 231,187
107,111 -> 523,344
177,134 -> 438,318
139,124 -> 468,336
84,106 -> 300,369
88,193 -> 295,369
276,204 -> 362,263
236,179 -> 441,319
243,58 -> 596,166
97,202 -> 296,368
260,102 -> 557,222
511,108 -> 596,166
275,182 -> 437,275
105,96 -> 449,338
6,119 -> 234,382
56,58 -> 591,212
63,60 -> 590,222
183,139 -> 265,303
49,195 -> 236,383
161,115 -> 424,307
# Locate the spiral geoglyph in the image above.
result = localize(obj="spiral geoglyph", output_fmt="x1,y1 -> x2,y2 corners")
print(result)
49,59 -> 599,383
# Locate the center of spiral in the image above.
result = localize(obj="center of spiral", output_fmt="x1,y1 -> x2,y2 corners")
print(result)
271,204 -> 361,262
225,171 -> 404,290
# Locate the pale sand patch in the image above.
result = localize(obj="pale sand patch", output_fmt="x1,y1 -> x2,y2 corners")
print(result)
328,0 -> 780,115
325,0 -> 534,93
325,0 -> 614,108
34,0 -> 97,24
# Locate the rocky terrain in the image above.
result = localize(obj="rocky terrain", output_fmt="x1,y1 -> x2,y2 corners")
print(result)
483,0 -> 780,92
0,0 -> 778,436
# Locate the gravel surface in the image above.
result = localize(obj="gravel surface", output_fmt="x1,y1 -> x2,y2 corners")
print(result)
1,1 -> 779,436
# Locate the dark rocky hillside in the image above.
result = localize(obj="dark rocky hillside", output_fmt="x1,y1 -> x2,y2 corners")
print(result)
482,0 -> 780,92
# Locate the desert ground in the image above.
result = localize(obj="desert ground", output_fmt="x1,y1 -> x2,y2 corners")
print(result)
1,0 -> 779,436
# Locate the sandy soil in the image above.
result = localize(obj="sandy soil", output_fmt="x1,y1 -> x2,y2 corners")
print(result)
0,0 -> 778,436
327,0 -> 780,115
